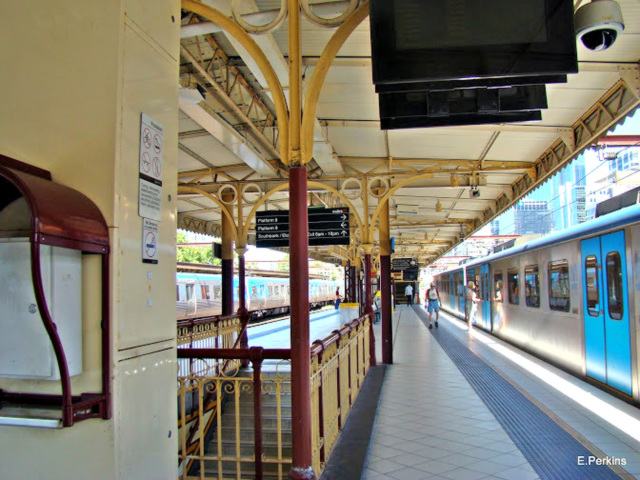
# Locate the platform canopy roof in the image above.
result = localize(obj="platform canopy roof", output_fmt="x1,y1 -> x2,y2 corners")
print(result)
177,0 -> 640,267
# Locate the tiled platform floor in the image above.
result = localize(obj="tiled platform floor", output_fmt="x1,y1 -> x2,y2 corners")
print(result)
361,305 -> 640,480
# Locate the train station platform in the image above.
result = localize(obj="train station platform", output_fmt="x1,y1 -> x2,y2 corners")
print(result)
323,305 -> 640,480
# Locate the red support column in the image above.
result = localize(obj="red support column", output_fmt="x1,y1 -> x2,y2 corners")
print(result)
221,199 -> 234,316
221,259 -> 233,315
288,166 -> 315,480
363,248 -> 376,366
378,195 -> 393,364
236,248 -> 249,352
364,250 -> 373,317
380,255 -> 393,364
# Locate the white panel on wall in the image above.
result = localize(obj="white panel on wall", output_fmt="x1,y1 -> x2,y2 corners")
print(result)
117,348 -> 177,480
0,239 -> 82,379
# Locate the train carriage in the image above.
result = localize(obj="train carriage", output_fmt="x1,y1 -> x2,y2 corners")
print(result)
435,203 -> 640,403
177,272 -> 337,322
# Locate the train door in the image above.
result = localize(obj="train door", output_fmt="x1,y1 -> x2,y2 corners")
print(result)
581,231 -> 632,395
185,283 -> 196,316
480,264 -> 490,329
493,271 -> 504,332
448,273 -> 455,310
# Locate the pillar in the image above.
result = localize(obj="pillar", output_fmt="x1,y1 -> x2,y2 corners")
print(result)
379,197 -> 393,364
362,243 -> 376,366
236,246 -> 249,351
289,167 -> 314,479
0,1 -> 180,477
362,244 -> 374,317
221,199 -> 234,315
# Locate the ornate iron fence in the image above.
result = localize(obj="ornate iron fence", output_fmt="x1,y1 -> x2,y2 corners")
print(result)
176,313 -> 372,479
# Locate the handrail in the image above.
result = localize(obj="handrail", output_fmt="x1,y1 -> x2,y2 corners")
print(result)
177,312 -> 372,479
177,347 -> 292,360
177,312 -> 241,329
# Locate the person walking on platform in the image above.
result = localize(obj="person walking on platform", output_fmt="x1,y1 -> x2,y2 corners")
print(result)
425,282 -> 441,329
465,281 -> 479,330
334,286 -> 343,310
405,283 -> 414,306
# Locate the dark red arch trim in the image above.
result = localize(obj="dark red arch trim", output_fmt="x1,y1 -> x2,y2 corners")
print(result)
0,156 -> 110,427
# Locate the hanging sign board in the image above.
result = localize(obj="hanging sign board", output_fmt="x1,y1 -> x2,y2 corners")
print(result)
255,207 -> 350,248
138,113 -> 163,221
308,207 -> 350,246
255,210 -> 290,248
392,257 -> 417,271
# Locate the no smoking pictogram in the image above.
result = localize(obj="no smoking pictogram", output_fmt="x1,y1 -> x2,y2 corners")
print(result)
145,231 -> 157,258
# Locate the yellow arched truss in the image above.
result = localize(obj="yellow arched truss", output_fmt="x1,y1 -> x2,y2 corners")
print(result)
178,185 -> 239,243
369,173 -> 437,241
301,1 -> 370,164
181,0 -> 290,163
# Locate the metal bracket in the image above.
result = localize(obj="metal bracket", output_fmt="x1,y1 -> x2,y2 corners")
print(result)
619,65 -> 640,100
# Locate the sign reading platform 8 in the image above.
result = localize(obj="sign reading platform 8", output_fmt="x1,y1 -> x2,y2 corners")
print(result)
256,207 -> 350,248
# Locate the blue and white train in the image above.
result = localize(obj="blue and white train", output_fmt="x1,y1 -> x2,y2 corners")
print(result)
177,272 -> 338,321
434,203 -> 640,403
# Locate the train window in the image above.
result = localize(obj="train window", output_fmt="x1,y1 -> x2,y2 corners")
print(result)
524,265 -> 540,308
584,256 -> 599,316
186,284 -> 195,302
268,285 -> 274,295
213,284 -> 221,300
606,252 -> 624,320
549,261 -> 571,312
507,270 -> 519,305
176,285 -> 180,301
200,285 -> 210,300
494,273 -> 503,302
479,272 -> 489,301
250,285 -> 258,299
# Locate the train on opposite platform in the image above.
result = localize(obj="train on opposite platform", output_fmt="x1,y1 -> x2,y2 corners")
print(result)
177,271 -> 338,322
434,203 -> 640,403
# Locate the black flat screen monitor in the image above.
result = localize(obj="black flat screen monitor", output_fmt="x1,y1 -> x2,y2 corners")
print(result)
375,75 -> 567,94
380,111 -> 543,130
370,0 -> 578,86
379,85 -> 547,129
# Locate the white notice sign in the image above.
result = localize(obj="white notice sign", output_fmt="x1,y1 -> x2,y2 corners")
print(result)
142,218 -> 159,264
138,113 -> 163,221
139,180 -> 162,220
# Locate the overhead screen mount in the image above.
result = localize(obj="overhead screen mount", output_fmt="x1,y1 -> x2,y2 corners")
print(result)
369,0 -> 578,129
379,85 -> 547,129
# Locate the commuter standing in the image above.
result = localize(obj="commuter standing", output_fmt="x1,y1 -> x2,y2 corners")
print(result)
465,281 -> 479,330
334,286 -> 342,309
405,283 -> 414,305
425,282 -> 441,329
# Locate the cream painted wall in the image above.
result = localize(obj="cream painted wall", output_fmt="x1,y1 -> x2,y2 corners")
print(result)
0,0 -> 180,478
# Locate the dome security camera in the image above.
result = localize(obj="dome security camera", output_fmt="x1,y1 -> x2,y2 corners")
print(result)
575,0 -> 625,52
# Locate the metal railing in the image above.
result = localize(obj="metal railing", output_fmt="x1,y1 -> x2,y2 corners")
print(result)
310,316 -> 371,473
176,313 -> 372,479
177,314 -> 244,376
